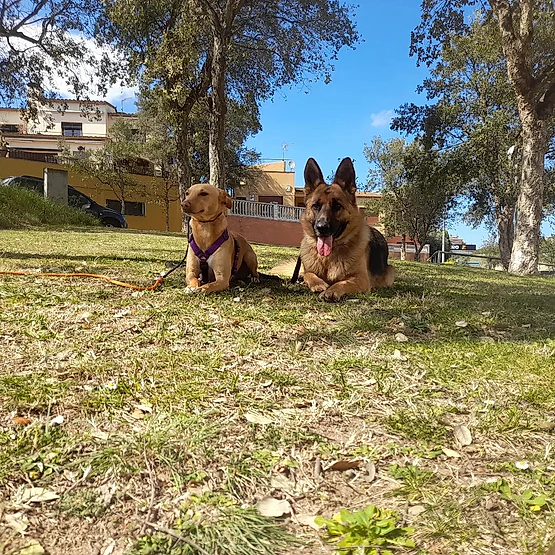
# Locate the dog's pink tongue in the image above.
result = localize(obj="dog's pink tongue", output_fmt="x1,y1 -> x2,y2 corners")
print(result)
317,236 -> 333,257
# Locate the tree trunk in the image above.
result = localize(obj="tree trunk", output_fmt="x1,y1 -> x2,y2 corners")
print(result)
400,234 -> 406,261
175,116 -> 192,232
208,31 -> 227,189
508,114 -> 547,275
165,193 -> 170,232
496,205 -> 515,271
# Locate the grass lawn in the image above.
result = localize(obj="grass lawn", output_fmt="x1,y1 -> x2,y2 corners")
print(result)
1,227 -> 554,555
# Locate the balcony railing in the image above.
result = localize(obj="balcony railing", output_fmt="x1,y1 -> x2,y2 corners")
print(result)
8,149 -> 59,164
230,199 -> 304,222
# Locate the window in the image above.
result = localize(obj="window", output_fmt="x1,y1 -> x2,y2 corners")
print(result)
106,199 -> 145,216
68,189 -> 92,209
258,195 -> 283,204
61,122 -> 83,137
0,124 -> 19,133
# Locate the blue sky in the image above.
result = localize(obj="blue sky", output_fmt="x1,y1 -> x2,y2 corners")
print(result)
245,0 -> 491,247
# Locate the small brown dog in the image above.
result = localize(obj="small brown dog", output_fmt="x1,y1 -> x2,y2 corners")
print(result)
299,157 -> 394,301
182,184 -> 259,294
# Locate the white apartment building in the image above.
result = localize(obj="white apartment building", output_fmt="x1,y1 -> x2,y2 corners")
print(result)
0,99 -> 135,157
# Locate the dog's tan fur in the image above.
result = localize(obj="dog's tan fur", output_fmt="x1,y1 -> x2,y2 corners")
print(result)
182,184 -> 259,294
299,157 -> 394,301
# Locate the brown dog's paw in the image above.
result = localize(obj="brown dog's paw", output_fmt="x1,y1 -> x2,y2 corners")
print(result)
251,274 -> 260,284
319,288 -> 344,302
309,282 -> 329,293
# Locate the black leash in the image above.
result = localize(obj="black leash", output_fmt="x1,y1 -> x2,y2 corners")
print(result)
161,217 -> 190,279
290,255 -> 302,284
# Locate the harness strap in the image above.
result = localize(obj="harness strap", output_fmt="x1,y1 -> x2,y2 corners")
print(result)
189,229 -> 240,283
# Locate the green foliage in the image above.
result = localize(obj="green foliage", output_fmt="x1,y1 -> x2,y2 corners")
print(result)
315,504 -> 415,555
61,119 -> 146,214
100,0 -> 360,187
540,236 -> 555,266
132,504 -> 297,555
484,479 -> 550,515
0,186 -> 98,229
364,136 -> 460,259
394,15 -> 521,268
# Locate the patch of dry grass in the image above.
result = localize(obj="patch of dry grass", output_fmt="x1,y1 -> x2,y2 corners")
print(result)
1,228 -> 555,555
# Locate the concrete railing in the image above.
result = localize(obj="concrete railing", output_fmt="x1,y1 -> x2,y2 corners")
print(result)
230,199 -> 304,222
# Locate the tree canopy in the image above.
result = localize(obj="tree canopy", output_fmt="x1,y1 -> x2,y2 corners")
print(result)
0,0 -> 112,110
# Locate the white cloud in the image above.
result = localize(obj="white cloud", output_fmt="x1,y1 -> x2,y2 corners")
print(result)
47,36 -> 139,111
370,109 -> 395,128
2,25 -> 138,111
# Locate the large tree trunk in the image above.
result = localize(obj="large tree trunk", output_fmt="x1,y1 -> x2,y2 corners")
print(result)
400,234 -> 407,261
490,0 -> 551,275
496,205 -> 515,271
208,31 -> 227,190
175,116 -> 192,232
508,114 -> 547,274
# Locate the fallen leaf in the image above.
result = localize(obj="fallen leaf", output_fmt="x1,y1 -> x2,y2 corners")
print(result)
233,296 -> 241,302
408,505 -> 426,517
20,541 -> 45,555
537,421 -> 555,431
91,429 -> 109,441
77,312 -> 92,323
294,341 -> 302,353
255,497 -> 291,518
327,460 -> 361,472
270,475 -> 295,492
442,447 -> 461,458
5,512 -> 29,534
313,457 -> 322,479
135,403 -> 153,413
454,424 -> 473,446
365,462 -> 376,482
395,333 -> 408,342
19,487 -> 59,504
12,416 -> 31,426
49,415 -> 64,426
245,412 -> 274,425
130,408 -> 145,420
114,309 -> 131,319
259,380 -> 273,388
295,514 -> 323,531
391,349 -> 408,361
455,320 -> 468,328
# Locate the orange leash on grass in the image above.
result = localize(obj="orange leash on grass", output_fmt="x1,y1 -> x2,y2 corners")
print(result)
0,270 -> 166,291
0,220 -> 190,291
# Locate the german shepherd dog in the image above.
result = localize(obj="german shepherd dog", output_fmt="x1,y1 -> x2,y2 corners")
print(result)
300,157 -> 394,301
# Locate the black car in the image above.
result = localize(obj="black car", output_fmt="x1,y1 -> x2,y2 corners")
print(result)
0,175 -> 128,228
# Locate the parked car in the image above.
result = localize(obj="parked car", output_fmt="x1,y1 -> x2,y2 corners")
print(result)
0,175 -> 128,228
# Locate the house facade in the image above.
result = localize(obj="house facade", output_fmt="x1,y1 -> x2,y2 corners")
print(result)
0,100 -> 135,157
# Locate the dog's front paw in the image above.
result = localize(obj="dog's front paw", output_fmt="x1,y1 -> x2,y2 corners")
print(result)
319,287 -> 344,302
184,286 -> 202,295
309,282 -> 329,293
250,274 -> 260,284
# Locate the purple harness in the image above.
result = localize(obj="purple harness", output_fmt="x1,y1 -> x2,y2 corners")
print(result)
189,228 -> 240,284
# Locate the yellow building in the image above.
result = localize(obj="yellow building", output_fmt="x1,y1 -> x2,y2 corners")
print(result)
0,157 -> 183,232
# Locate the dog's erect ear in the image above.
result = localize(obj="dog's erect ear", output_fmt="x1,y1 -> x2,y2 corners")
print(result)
333,157 -> 357,203
219,189 -> 232,209
304,158 -> 325,198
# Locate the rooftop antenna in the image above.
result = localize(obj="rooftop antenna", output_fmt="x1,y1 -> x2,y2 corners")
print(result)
281,142 -> 291,160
